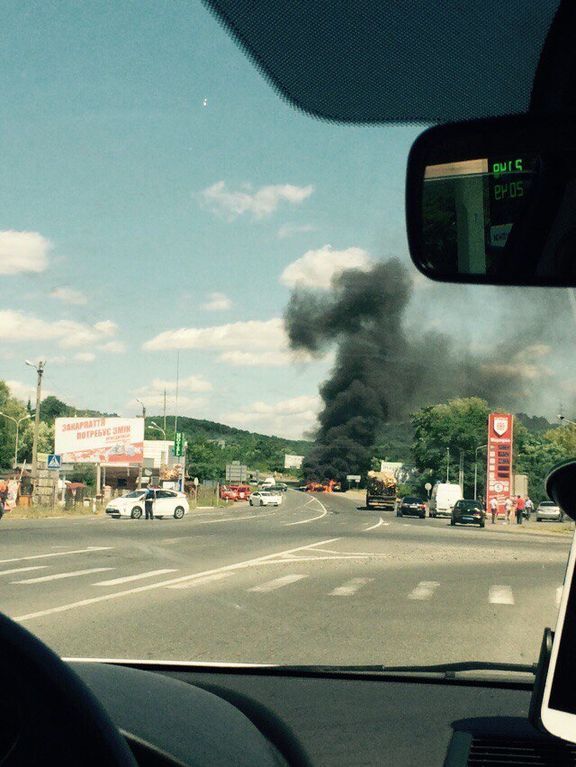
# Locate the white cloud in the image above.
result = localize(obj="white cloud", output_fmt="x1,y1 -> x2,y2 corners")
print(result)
49,286 -> 87,305
74,352 -> 96,363
280,245 -> 372,289
0,231 -> 51,275
98,341 -> 125,354
223,395 -> 320,439
202,292 -> 232,312
143,318 -> 286,352
0,309 -> 119,349
201,181 -> 313,220
218,350 -> 313,367
277,223 -> 317,239
134,375 -> 212,395
5,379 -> 54,403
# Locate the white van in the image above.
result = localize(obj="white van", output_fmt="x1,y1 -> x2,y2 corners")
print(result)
429,483 -> 462,518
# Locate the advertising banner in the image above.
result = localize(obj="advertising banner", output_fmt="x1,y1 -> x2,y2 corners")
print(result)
55,417 -> 144,464
486,413 -> 513,515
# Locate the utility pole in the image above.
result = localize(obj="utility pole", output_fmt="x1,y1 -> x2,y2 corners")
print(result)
174,351 -> 180,437
25,360 -> 45,495
446,447 -> 450,482
458,449 -> 464,491
136,399 -> 146,489
163,388 -> 167,434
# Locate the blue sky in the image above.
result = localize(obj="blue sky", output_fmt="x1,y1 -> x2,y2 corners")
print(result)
0,3 -> 571,437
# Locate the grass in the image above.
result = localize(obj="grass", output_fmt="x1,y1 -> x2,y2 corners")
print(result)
5,503 -> 98,520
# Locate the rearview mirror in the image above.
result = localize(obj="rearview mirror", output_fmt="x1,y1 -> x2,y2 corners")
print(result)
406,115 -> 576,286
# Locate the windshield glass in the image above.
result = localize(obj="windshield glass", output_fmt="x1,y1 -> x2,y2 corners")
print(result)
0,2 -> 572,670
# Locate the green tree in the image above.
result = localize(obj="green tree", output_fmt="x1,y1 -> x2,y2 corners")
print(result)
515,429 -> 568,503
411,397 -> 490,497
0,381 -> 31,468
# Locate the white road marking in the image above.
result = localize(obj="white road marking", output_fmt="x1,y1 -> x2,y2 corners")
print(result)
196,512 -> 277,524
364,517 -> 384,532
408,581 -> 440,601
13,537 -> 340,622
94,569 -> 177,586
248,574 -> 308,593
489,585 -> 515,605
284,495 -> 328,526
329,577 -> 374,596
167,573 -> 232,590
14,568 -> 113,584
0,546 -> 113,565
0,566 -> 48,576
556,586 -> 563,607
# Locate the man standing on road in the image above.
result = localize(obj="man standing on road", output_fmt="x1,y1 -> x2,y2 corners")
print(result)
504,497 -> 512,524
525,497 -> 534,519
490,496 -> 498,524
144,488 -> 155,520
515,495 -> 525,525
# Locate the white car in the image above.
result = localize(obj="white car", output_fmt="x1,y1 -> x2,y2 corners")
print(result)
105,489 -> 189,520
249,490 -> 282,507
535,500 -> 564,522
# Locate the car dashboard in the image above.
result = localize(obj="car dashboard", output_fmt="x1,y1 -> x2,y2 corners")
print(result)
68,660 -> 576,766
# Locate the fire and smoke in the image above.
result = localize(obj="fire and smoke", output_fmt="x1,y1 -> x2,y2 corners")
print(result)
284,259 -> 553,481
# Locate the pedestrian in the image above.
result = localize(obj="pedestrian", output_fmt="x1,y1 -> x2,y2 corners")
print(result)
144,488 -> 155,520
525,497 -> 534,520
504,497 -> 512,524
515,495 -> 525,525
0,479 -> 7,519
490,496 -> 498,524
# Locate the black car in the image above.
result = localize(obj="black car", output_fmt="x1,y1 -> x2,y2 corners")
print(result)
397,496 -> 427,519
451,500 -> 486,528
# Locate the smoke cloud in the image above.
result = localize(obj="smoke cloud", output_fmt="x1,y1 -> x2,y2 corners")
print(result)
284,259 -> 553,481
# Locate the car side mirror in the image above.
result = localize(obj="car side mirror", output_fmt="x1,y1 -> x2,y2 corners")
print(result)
546,460 -> 576,521
406,114 -> 576,286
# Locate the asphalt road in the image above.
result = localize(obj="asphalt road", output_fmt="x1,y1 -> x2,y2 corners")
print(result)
0,490 -> 570,667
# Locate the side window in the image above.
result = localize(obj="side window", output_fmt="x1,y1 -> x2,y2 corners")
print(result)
156,490 -> 170,499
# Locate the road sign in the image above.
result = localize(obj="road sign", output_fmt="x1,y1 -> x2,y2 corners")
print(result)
174,432 -> 184,457
346,474 -> 361,483
193,477 -> 199,487
424,482 -> 432,491
226,461 -> 247,482
47,454 -> 62,470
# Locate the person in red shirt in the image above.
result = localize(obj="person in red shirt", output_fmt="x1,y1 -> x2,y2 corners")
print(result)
515,495 -> 526,525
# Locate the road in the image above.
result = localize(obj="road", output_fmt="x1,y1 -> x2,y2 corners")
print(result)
0,490 -> 570,667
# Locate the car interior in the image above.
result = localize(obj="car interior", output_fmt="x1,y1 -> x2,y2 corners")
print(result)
6,1 -> 576,765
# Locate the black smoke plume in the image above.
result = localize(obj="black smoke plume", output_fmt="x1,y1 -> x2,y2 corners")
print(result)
284,259 -> 547,482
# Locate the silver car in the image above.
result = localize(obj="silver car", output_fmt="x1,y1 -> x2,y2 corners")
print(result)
535,500 -> 564,522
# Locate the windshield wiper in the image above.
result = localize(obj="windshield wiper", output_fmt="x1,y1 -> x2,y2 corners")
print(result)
275,661 -> 536,678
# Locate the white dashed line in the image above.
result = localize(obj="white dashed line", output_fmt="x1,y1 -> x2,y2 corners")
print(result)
329,577 -> 374,596
14,568 -> 113,584
94,569 -> 177,586
0,566 -> 48,576
167,573 -> 232,590
248,574 -> 308,593
408,581 -> 440,601
13,538 -> 340,622
489,585 -> 514,605
364,518 -> 384,532
0,546 -> 113,565
284,495 -> 328,526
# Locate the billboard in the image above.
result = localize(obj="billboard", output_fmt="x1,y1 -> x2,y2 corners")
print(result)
284,454 -> 304,469
486,413 -> 513,515
55,417 -> 144,464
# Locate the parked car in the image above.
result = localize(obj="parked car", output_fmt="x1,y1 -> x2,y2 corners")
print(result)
249,490 -> 283,507
451,500 -> 486,528
397,496 -> 427,518
228,484 -> 251,500
536,500 -> 564,522
105,489 -> 189,520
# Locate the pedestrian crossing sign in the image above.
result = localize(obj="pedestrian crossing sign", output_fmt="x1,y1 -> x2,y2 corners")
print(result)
47,454 -> 62,469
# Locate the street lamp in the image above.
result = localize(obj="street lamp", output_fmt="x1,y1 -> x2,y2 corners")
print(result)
0,411 -> 33,469
474,444 -> 488,500
446,447 -> 450,482
149,421 -> 167,439
25,360 -> 45,490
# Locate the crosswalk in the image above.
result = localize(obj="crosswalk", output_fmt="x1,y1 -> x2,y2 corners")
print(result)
0,558 -> 564,608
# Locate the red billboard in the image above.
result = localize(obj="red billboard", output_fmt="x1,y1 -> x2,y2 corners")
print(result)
486,413 -> 513,516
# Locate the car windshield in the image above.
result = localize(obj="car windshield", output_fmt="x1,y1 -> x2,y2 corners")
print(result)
0,2 -> 572,672
540,502 -> 557,507
459,502 -> 482,509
